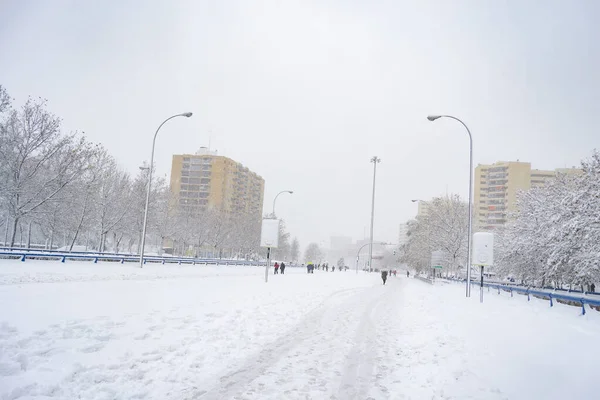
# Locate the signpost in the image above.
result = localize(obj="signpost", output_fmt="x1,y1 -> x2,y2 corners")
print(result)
430,250 -> 445,282
260,219 -> 280,283
472,232 -> 494,303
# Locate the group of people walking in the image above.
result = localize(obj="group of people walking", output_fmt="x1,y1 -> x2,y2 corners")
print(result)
381,269 -> 400,284
304,262 -> 349,273
273,262 -> 286,274
273,262 -> 407,284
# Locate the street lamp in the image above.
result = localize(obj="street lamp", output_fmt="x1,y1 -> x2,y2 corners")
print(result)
427,114 -> 473,297
272,190 -> 293,218
368,156 -> 381,275
139,112 -> 193,268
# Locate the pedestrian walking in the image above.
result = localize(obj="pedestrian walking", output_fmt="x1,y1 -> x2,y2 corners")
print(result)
381,270 -> 389,285
406,270 -> 410,278
274,262 -> 279,274
280,262 -> 286,274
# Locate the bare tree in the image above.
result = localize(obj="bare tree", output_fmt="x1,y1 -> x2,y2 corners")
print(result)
0,94 -> 99,247
290,237 -> 300,263
304,242 -> 323,263
400,194 -> 469,277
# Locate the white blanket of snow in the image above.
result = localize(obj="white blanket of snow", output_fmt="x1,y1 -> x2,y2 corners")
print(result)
1,261 -> 599,400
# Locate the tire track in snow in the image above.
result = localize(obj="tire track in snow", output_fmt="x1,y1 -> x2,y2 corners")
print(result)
337,289 -> 385,399
191,286 -> 369,400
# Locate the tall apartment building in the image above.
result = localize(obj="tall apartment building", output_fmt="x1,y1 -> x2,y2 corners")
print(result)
412,200 -> 429,218
474,161 -> 581,230
169,148 -> 265,218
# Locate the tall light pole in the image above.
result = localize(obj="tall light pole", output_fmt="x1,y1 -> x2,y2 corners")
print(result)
427,115 -> 473,297
139,112 -> 193,268
368,156 -> 381,272
272,190 -> 293,218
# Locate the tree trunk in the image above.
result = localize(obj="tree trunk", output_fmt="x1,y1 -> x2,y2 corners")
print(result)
27,221 -> 32,249
9,216 -> 19,248
115,232 -> 123,253
3,216 -> 9,247
49,229 -> 54,250
70,192 -> 90,252
18,223 -> 23,247
112,232 -> 118,252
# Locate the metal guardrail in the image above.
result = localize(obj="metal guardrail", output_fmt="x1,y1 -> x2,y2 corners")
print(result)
445,276 -> 600,297
415,275 -> 434,284
445,278 -> 600,315
0,250 -> 266,267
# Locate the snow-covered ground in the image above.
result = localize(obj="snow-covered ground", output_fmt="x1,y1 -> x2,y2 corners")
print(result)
1,261 -> 599,399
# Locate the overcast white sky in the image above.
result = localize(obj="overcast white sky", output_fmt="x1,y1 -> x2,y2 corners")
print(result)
1,0 -> 598,249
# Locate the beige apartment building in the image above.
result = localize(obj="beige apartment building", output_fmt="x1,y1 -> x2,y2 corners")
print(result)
169,148 -> 265,218
415,201 -> 429,217
474,161 -> 581,230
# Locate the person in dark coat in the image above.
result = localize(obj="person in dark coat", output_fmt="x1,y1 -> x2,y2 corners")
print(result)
381,270 -> 389,285
280,262 -> 286,274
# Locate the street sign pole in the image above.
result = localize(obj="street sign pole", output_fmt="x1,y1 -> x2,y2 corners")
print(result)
473,232 -> 494,304
480,265 -> 484,303
265,247 -> 271,283
260,219 -> 280,283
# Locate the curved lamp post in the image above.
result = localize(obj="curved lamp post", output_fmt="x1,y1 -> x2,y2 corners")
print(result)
272,190 -> 293,218
140,112 -> 193,267
356,241 -> 387,274
427,115 -> 473,297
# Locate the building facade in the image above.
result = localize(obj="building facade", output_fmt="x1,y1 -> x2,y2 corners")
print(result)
169,148 -> 265,218
474,161 -> 581,230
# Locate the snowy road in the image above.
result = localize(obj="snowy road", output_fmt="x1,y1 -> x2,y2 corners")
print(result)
1,262 -> 600,399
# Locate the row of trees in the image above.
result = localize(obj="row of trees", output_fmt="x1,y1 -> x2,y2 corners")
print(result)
400,151 -> 599,288
304,242 -> 324,263
496,151 -> 600,288
399,194 -> 469,276
0,85 -> 299,260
